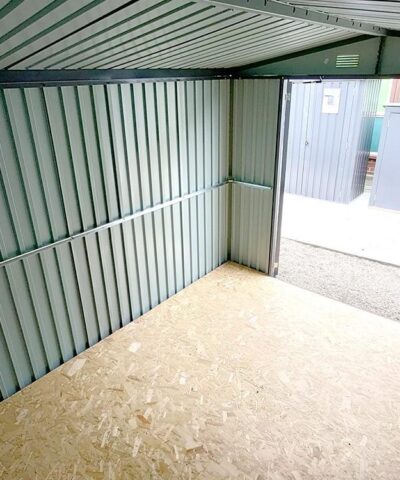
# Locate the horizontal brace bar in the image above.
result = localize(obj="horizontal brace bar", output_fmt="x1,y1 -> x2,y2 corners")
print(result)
228,179 -> 273,191
199,0 -> 388,36
0,182 -> 228,268
0,69 -> 239,88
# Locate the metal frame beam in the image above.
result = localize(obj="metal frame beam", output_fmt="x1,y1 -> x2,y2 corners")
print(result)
0,69 -> 239,88
199,0 -> 388,36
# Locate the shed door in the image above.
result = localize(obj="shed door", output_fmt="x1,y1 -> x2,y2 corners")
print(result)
284,81 -> 363,203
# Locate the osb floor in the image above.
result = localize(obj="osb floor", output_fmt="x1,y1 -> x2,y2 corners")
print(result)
1,263 -> 400,480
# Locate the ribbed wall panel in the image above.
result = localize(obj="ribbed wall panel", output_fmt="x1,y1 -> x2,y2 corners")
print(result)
231,184 -> 273,271
232,79 -> 280,186
230,79 -> 281,272
349,79 -> 381,201
0,79 -> 230,400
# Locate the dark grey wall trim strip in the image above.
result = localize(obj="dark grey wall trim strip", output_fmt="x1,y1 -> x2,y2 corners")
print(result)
0,182 -> 228,268
0,69 -> 238,88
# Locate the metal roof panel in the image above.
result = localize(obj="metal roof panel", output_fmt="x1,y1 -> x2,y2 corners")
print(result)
279,1 -> 400,31
0,0 -> 363,69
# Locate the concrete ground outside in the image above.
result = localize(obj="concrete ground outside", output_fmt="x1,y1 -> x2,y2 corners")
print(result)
278,238 -> 400,321
281,192 -> 400,266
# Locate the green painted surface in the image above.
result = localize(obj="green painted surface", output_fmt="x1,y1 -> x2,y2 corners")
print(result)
370,79 -> 393,151
371,116 -> 384,152
377,79 -> 392,115
242,38 -> 380,76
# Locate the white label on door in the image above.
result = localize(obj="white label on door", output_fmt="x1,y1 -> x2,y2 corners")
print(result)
322,87 -> 341,114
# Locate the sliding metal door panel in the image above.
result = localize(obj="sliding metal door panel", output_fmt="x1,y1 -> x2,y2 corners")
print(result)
0,79 -> 230,400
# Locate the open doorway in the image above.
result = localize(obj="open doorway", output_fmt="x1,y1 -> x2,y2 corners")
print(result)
274,78 -> 400,321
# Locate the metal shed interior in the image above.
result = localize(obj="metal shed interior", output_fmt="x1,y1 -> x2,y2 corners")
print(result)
1,1 -> 400,478
1,0 -> 399,407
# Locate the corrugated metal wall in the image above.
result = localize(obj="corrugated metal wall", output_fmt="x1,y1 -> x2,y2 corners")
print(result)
349,79 -> 381,200
230,79 -> 281,272
285,80 -> 380,203
0,80 -> 231,400
370,105 -> 400,211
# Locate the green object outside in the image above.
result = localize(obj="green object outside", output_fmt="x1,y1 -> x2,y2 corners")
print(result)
370,117 -> 383,152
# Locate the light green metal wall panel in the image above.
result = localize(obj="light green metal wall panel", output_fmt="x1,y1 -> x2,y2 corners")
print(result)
230,79 -> 281,272
231,183 -> 273,271
0,79 -> 230,400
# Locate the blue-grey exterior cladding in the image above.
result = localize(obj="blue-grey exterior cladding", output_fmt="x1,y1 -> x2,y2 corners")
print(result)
285,79 -> 380,203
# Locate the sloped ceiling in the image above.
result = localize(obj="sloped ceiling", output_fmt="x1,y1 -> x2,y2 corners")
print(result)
0,0 -> 362,69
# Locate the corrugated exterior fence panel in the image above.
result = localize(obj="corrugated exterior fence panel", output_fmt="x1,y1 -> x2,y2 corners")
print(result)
347,79 -> 381,202
231,79 -> 281,272
0,80 -> 230,400
285,80 -> 379,203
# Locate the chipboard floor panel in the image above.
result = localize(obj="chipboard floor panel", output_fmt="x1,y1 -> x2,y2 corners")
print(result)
1,262 -> 400,479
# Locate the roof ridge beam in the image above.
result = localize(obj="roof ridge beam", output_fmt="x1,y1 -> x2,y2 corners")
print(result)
198,0 -> 388,36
